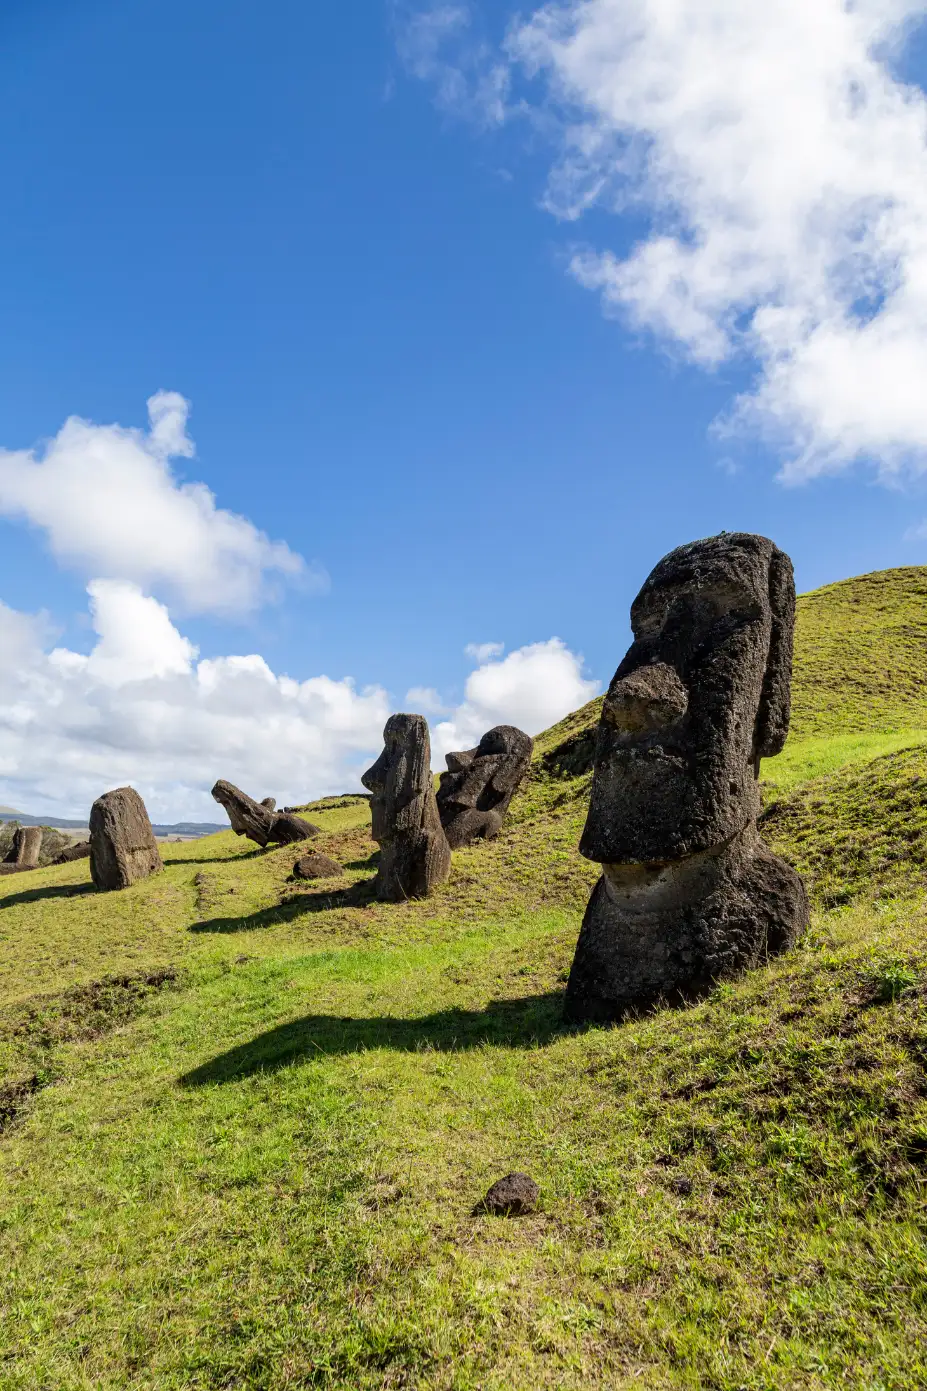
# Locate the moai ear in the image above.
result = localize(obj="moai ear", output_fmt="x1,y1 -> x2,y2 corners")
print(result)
755,545 -> 796,759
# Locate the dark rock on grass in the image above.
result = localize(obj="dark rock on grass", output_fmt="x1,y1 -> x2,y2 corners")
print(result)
292,852 -> 342,880
565,532 -> 809,1024
53,840 -> 91,865
269,813 -> 319,845
0,863 -> 38,876
362,713 -> 451,901
90,787 -> 163,892
437,725 -> 534,849
475,1172 -> 540,1216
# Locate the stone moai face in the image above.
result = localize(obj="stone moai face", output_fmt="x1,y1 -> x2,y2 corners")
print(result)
437,724 -> 534,849
565,533 -> 807,1023
361,713 -> 451,900
581,532 -> 795,867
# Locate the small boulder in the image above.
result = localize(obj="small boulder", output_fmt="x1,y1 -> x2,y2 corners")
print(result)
89,787 -> 163,891
292,852 -> 342,880
475,1173 -> 540,1216
260,797 -> 276,811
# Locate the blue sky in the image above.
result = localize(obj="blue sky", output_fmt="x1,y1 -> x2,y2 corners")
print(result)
1,0 -> 927,819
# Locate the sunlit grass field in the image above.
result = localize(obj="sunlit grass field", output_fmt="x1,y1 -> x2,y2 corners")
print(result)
2,567 -> 927,1389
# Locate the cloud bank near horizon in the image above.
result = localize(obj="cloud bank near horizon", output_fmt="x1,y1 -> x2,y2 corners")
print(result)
0,585 -> 597,822
405,0 -> 927,480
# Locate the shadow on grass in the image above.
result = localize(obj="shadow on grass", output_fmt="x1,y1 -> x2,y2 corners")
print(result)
170,847 -> 266,866
189,878 -> 378,933
0,881 -> 96,908
180,990 -> 568,1084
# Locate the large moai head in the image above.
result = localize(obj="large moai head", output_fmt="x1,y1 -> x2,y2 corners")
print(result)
437,725 -> 534,849
361,714 -> 451,900
580,532 -> 795,867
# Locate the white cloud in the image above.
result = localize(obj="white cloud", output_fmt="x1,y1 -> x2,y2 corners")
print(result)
404,685 -> 450,715
395,2 -> 510,125
0,588 -> 599,819
506,0 -> 927,478
464,640 -> 504,662
432,637 -> 599,765
0,585 -> 390,823
406,0 -> 927,477
0,393 -> 316,615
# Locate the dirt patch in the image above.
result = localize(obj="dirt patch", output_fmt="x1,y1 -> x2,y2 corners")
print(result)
6,967 -> 180,1050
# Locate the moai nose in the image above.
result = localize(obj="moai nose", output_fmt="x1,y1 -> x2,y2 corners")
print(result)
602,661 -> 689,735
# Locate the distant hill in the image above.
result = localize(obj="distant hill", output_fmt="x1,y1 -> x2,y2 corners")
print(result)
535,565 -> 927,770
0,812 -> 225,837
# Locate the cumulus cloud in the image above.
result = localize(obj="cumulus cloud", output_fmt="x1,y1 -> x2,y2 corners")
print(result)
0,392 -> 315,615
0,584 -> 390,823
404,685 -> 450,715
0,590 -> 598,819
431,637 -> 599,765
407,0 -> 927,478
509,0 -> 927,478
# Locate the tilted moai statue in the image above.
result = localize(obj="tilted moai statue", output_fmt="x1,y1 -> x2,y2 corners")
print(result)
361,714 -> 451,901
564,532 -> 809,1023
90,786 -> 163,891
437,725 -> 534,849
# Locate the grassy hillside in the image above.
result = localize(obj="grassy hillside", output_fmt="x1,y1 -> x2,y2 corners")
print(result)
2,568 -> 927,1389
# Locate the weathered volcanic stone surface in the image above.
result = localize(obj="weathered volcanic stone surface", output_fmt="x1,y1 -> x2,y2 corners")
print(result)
565,532 -> 809,1024
211,780 -> 276,846
89,787 -> 163,891
4,826 -> 44,868
437,725 -> 533,849
476,1173 -> 540,1216
292,852 -> 342,879
271,813 -> 320,845
361,714 -> 451,901
212,782 -> 319,847
53,839 -> 92,864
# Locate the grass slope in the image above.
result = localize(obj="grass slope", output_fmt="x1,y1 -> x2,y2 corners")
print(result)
2,568 -> 927,1388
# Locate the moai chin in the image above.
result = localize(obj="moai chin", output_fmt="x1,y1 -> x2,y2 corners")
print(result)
437,725 -> 534,850
564,532 -> 809,1024
362,714 -> 451,901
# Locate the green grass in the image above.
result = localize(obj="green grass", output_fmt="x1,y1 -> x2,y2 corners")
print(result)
2,566 -> 927,1388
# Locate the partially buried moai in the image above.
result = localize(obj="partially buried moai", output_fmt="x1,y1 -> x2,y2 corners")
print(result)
437,725 -> 534,849
564,532 -> 809,1024
89,786 -> 163,891
362,714 -> 451,901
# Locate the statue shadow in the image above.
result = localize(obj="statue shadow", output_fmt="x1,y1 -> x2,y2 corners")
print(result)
344,851 -> 379,871
189,878 -> 378,934
180,990 -> 568,1085
171,847 -> 266,866
0,881 -> 96,909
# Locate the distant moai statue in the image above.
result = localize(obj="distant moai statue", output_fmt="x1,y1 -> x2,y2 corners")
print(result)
362,714 -> 451,901
437,725 -> 534,849
89,787 -> 163,891
5,826 -> 44,868
564,532 -> 809,1023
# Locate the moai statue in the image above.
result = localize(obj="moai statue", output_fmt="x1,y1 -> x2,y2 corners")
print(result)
361,714 -> 451,901
211,781 -> 318,847
90,786 -> 163,891
564,533 -> 809,1024
436,725 -> 534,849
